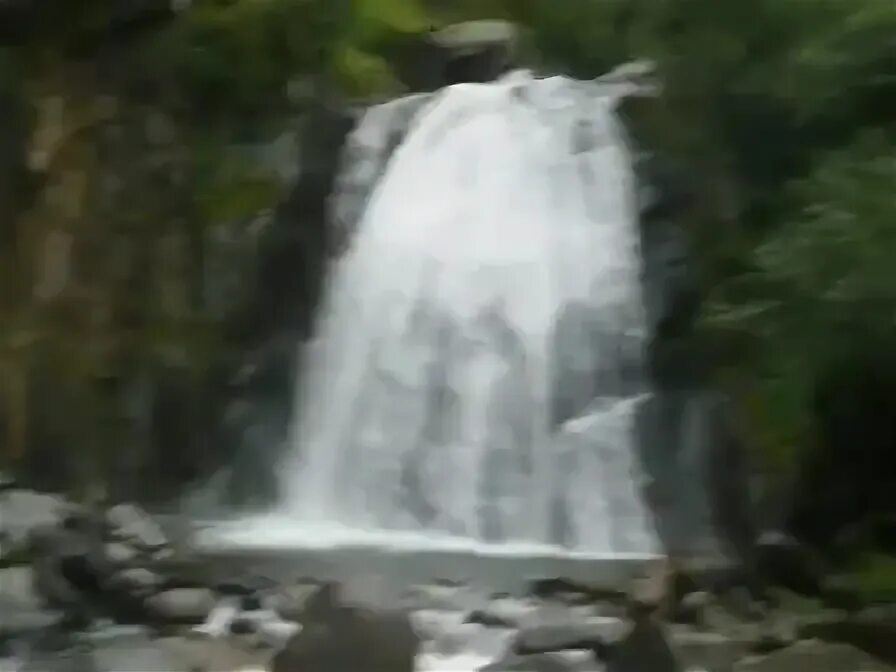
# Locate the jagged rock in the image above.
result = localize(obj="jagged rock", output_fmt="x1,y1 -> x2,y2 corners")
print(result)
144,588 -> 216,625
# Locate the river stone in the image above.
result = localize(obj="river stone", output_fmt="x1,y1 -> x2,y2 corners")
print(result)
105,567 -> 163,595
144,588 -> 215,625
103,543 -> 140,567
105,504 -> 168,550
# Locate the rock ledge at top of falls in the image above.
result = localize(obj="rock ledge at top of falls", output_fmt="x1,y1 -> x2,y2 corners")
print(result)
430,20 -> 519,52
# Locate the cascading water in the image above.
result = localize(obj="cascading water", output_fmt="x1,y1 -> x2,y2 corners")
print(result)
209,70 -> 661,557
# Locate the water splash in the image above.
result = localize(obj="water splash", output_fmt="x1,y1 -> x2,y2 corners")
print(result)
226,71 -> 659,555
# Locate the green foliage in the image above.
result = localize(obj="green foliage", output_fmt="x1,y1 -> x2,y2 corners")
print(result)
137,0 -> 435,112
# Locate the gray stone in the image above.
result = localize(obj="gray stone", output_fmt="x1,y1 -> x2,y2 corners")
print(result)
1,491 -> 69,547
105,568 -> 163,596
103,543 -> 140,567
105,504 -> 168,550
430,20 -> 518,51
144,588 -> 215,625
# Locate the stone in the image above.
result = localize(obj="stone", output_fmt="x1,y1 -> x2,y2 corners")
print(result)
513,619 -> 628,658
105,504 -> 168,550
158,634 -> 273,672
103,543 -> 140,567
84,628 -> 186,672
0,473 -> 17,493
734,640 -> 889,672
266,583 -> 320,622
672,591 -> 710,626
629,557 -> 673,613
756,530 -> 823,596
481,651 -> 596,672
105,568 -> 163,596
2,492 -> 70,548
604,614 -> 681,672
464,609 -> 517,629
144,588 -> 215,625
271,600 -> 418,672
670,629 -> 746,672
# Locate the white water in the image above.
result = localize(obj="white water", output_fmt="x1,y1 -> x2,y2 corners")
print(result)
211,71 -> 659,557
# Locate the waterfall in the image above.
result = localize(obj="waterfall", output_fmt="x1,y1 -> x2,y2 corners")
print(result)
210,71 -> 660,557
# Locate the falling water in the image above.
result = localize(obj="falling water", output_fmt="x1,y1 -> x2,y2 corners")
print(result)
213,71 -> 660,556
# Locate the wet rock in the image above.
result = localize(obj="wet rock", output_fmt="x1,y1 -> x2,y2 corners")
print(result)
0,566 -> 58,632
671,591 -> 709,626
430,20 -> 517,85
528,577 -> 627,605
271,594 -> 419,672
513,618 -> 627,661
104,567 -> 164,597
103,543 -> 140,567
482,651 -> 598,672
266,583 -> 320,622
465,609 -> 517,629
2,491 -> 71,548
144,588 -> 215,625
629,558 -> 673,614
0,473 -> 16,493
734,640 -> 889,672
604,614 -> 680,672
670,629 -> 745,672
104,504 -> 168,551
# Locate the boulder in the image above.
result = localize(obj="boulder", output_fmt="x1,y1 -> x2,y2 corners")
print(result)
271,586 -> 419,672
144,588 -> 216,626
604,614 -> 681,672
105,504 -> 168,551
105,567 -> 164,597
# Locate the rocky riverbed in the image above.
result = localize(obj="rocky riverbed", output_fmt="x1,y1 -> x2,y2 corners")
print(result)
1,485 -> 894,672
